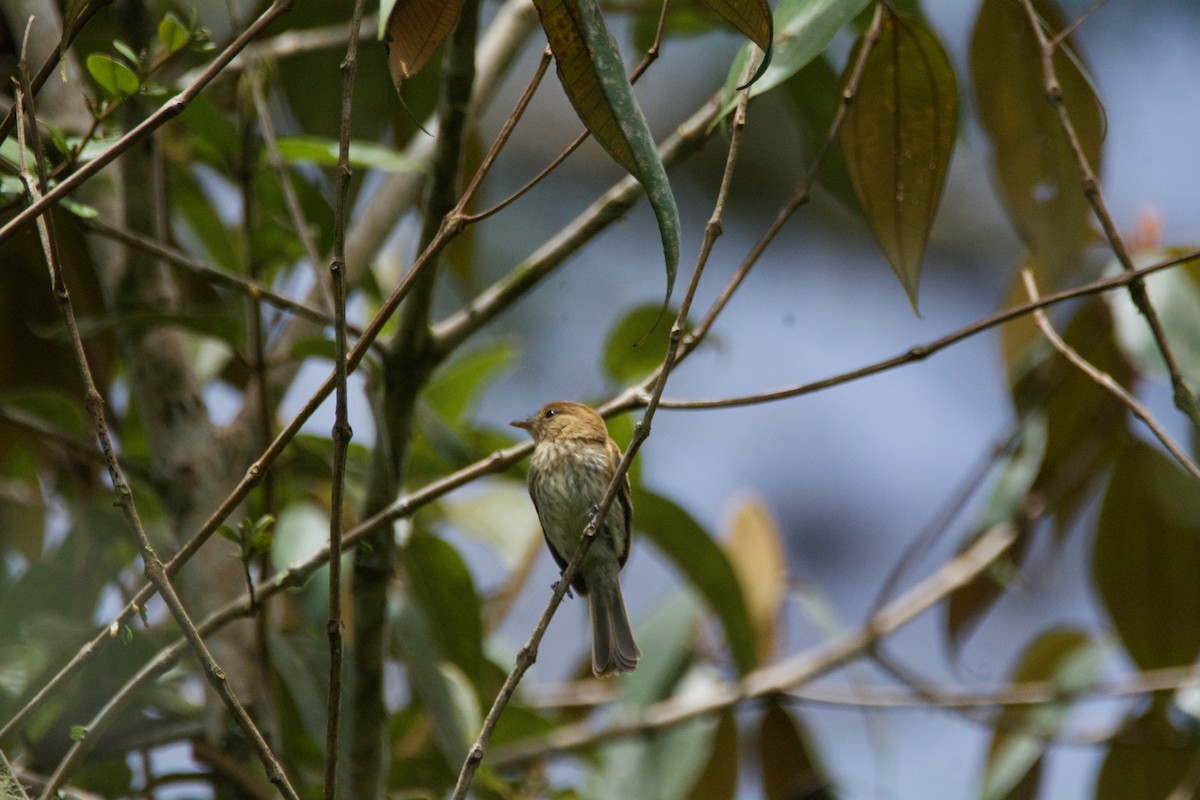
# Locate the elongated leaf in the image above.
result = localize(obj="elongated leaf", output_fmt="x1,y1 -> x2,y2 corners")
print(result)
381,0 -> 465,84
1096,703 -> 1194,800
840,13 -> 957,311
760,699 -> 833,800
703,0 -> 773,87
971,0 -> 1103,287
720,0 -> 872,120
1095,442 -> 1200,670
981,629 -> 1103,800
634,489 -> 757,675
533,0 -> 680,302
274,136 -> 422,173
403,531 -> 485,683
724,497 -> 787,663
684,709 -> 738,800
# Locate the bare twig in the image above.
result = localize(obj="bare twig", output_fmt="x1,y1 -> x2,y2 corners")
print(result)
1020,268 -> 1200,482
649,249 -> 1200,411
324,0 -> 368,797
1021,0 -> 1198,427
13,42 -> 299,800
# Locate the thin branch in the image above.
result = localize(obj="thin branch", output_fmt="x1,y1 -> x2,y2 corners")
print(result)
0,403 -> 158,486
1050,0 -> 1108,47
463,0 -> 672,224
488,522 -> 1018,768
324,1 -> 368,797
82,219 -> 375,347
1021,0 -> 1198,426
451,48 -> 759,800
0,0 -> 297,246
649,248 -> 1200,411
13,36 -> 300,800
1020,268 -> 1200,482
248,72 -> 333,312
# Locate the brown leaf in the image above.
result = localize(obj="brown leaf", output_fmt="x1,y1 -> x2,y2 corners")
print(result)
384,0 -> 465,85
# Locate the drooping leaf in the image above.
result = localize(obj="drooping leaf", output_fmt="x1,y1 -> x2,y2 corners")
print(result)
533,0 -> 680,303
634,490 -> 757,675
1095,705 -> 1194,800
840,12 -> 958,312
723,496 -> 788,663
719,0 -> 873,121
381,0 -> 466,85
702,0 -> 773,87
980,629 -> 1103,800
684,709 -> 738,800
86,53 -> 140,98
1095,441 -> 1200,670
760,699 -> 834,800
971,0 -> 1103,288
403,531 -> 485,684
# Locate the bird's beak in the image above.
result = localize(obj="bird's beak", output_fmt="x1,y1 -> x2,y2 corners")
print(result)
510,417 -> 532,431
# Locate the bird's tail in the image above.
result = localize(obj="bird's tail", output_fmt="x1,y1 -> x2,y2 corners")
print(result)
590,579 -> 641,677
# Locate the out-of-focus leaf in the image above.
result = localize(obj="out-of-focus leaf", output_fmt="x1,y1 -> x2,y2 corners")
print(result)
760,698 -> 833,800
403,531 -> 485,683
1095,705 -> 1193,800
167,166 -> 239,270
425,342 -> 515,423
631,6 -> 723,54
971,0 -> 1103,287
111,41 -> 141,69
274,135 -> 422,173
1095,442 -> 1200,670
944,416 -> 1044,651
157,12 -> 189,55
981,628 -> 1103,800
0,477 -> 45,560
723,496 -> 787,663
533,0 -> 680,304
684,709 -> 738,800
781,55 -> 859,211
840,13 -> 957,312
269,629 -> 328,758
439,480 -> 540,570
1013,297 -> 1133,532
1107,250 -> 1200,390
393,594 -> 479,766
86,53 -> 140,97
621,592 -> 700,706
719,0 -> 872,121
603,304 -> 684,384
634,490 -> 757,675
381,0 -> 465,85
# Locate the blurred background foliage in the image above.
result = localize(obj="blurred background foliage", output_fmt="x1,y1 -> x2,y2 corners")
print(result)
2,0 -> 1200,798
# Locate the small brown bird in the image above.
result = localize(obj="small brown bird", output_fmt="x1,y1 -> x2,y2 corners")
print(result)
512,401 -> 641,677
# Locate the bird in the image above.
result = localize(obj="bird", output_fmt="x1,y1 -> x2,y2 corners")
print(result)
511,401 -> 641,677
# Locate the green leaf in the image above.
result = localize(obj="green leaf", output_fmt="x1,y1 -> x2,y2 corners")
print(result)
633,489 -> 757,675
70,724 -> 89,740
158,12 -> 189,54
719,0 -> 872,121
438,479 -> 541,570
274,135 -> 423,173
970,0 -> 1103,287
760,698 -> 833,800
1095,706 -> 1194,800
425,342 -> 515,423
403,531 -> 485,683
86,53 -> 140,97
1108,250 -> 1200,390
683,709 -> 738,800
981,628 -> 1103,800
840,13 -> 958,312
533,0 -> 680,304
381,0 -> 465,84
111,40 -> 141,69
603,303 -> 684,384
1095,441 -> 1200,670
780,55 -> 860,212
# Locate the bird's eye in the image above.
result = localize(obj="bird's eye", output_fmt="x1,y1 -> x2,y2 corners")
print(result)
544,408 -> 556,419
